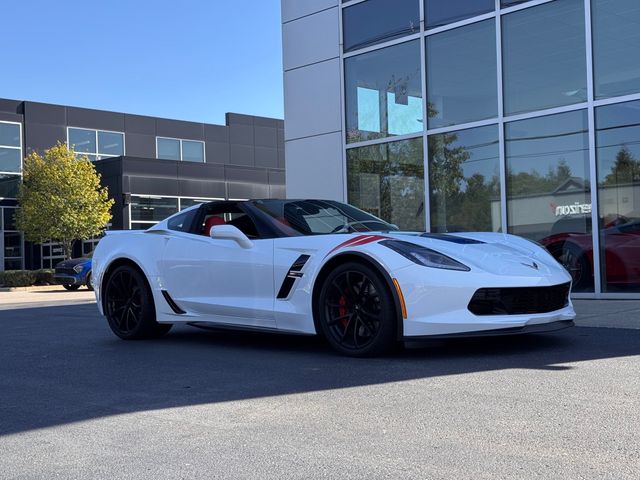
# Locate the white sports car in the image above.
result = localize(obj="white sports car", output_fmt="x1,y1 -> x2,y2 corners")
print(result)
92,199 -> 575,356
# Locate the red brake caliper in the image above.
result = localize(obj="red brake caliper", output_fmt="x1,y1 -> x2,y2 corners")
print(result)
339,295 -> 349,328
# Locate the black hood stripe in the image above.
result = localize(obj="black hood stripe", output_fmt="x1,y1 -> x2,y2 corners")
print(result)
420,233 -> 485,245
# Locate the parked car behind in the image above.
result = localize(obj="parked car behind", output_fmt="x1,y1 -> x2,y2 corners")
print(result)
53,253 -> 93,291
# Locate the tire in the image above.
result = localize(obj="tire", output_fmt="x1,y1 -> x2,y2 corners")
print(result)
85,272 -> 94,291
316,261 -> 397,357
103,265 -> 172,340
548,242 -> 591,291
63,284 -> 81,291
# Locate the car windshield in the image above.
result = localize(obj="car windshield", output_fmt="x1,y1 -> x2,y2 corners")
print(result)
253,199 -> 398,236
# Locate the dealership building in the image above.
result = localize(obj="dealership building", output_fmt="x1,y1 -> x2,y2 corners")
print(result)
0,98 -> 284,269
281,0 -> 640,298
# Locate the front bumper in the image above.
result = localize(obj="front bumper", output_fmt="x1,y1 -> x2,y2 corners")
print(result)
393,263 -> 576,337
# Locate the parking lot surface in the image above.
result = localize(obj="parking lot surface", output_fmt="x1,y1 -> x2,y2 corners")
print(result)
1,303 -> 639,479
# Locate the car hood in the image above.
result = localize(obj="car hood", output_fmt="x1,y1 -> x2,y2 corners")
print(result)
384,232 -> 564,278
55,258 -> 91,269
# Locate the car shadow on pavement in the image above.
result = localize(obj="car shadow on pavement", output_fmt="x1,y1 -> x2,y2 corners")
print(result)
1,303 -> 638,436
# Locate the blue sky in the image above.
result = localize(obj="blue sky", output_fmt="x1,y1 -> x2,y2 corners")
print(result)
1,0 -> 284,124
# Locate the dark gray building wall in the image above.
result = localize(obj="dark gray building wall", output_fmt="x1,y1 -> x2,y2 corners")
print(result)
0,97 -> 285,269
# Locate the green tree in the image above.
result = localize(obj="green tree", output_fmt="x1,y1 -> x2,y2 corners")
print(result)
16,142 -> 114,259
602,146 -> 640,186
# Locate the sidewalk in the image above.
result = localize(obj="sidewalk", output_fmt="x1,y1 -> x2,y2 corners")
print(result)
0,286 -> 95,310
573,299 -> 640,329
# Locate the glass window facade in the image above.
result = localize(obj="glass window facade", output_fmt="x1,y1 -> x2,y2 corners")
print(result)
345,40 -> 423,143
502,0 -> 587,115
596,100 -> 640,293
425,0 -> 494,29
592,0 -> 640,100
429,125 -> 501,233
343,0 -> 419,53
337,0 -> 640,297
68,128 -> 124,161
426,19 -> 497,128
0,122 -> 22,174
156,137 -> 205,162
130,196 -> 179,225
347,138 -> 424,231
506,110 -> 593,292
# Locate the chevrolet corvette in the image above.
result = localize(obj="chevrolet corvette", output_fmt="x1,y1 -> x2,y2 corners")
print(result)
92,199 -> 575,356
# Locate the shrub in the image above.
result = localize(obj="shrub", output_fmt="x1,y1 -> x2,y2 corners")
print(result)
35,269 -> 55,285
0,270 -> 37,287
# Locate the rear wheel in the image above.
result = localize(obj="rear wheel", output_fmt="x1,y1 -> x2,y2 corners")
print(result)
104,265 -> 171,339
317,262 -> 397,357
63,284 -> 80,291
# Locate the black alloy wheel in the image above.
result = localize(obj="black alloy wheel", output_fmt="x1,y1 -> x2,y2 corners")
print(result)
318,262 -> 397,357
104,265 -> 172,340
62,284 -> 80,291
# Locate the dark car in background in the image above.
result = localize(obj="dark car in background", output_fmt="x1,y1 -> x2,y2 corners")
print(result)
53,254 -> 93,291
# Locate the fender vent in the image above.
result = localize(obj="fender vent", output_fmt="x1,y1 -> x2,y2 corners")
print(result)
161,290 -> 186,314
277,254 -> 311,299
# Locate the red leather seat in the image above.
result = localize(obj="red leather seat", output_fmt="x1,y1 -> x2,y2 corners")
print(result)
203,216 -> 225,236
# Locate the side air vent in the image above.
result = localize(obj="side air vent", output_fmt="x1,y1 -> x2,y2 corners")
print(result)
161,290 -> 186,314
277,254 -> 311,299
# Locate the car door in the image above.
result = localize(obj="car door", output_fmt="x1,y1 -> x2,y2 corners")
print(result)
159,205 -> 275,328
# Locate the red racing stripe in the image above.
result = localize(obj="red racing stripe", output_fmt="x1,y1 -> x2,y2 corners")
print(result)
326,234 -> 388,256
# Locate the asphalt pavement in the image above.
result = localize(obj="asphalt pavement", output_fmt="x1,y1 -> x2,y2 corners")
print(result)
0,303 -> 639,479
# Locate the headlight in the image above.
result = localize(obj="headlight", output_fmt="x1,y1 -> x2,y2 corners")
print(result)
380,240 -> 470,271
73,264 -> 84,273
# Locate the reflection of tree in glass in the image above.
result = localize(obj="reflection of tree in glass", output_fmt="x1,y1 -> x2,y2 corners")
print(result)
508,160 -> 575,196
348,139 -> 424,231
428,104 -> 500,232
601,146 -> 640,186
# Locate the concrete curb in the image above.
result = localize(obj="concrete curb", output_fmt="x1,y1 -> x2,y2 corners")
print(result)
0,284 -> 71,293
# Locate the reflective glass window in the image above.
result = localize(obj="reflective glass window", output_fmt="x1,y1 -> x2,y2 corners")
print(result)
0,174 -> 20,198
506,110 -> 593,292
0,148 -> 21,173
130,196 -> 179,222
180,198 -> 211,210
592,0 -> 640,100
345,40 -> 423,143
3,208 -> 16,230
98,131 -> 124,157
426,0 -> 494,29
182,140 -> 205,162
343,0 -> 419,52
501,1 -> 529,6
157,138 -> 181,161
429,125 -> 501,232
426,19 -> 497,128
502,0 -> 586,115
596,100 -> 640,293
0,123 -> 20,147
347,138 -> 425,231
68,128 -> 96,154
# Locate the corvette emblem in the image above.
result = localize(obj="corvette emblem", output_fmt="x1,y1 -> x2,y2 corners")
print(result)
521,261 -> 539,270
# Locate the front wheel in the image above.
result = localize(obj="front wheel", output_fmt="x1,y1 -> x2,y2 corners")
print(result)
104,265 -> 172,340
548,242 -> 591,291
63,284 -> 80,291
317,262 -> 398,357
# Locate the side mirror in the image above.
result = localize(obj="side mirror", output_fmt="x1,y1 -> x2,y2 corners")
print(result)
209,224 -> 254,249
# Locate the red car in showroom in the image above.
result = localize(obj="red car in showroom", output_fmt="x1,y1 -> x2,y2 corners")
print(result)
541,215 -> 640,291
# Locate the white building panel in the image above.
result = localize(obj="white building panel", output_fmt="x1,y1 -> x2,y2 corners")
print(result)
283,7 -> 340,72
285,131 -> 344,201
281,0 -> 338,24
283,58 -> 342,141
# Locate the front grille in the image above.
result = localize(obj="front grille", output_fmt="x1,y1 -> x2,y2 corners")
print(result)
55,267 -> 76,275
468,283 -> 571,316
